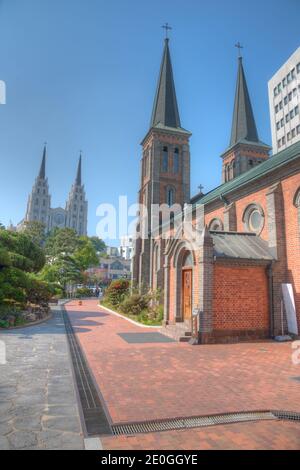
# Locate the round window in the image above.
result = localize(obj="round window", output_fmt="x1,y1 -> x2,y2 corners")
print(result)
249,209 -> 262,232
243,204 -> 265,234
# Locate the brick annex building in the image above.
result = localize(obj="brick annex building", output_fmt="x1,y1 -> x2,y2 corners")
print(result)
132,38 -> 300,343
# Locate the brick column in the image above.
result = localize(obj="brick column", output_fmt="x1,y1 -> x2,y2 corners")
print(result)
198,227 -> 214,343
163,256 -> 170,324
223,202 -> 237,231
266,182 -> 288,336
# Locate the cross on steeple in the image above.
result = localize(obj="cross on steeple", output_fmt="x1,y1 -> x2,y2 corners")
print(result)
235,42 -> 243,58
198,184 -> 204,194
162,22 -> 172,39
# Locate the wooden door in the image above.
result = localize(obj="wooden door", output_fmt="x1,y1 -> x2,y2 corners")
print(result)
182,269 -> 192,320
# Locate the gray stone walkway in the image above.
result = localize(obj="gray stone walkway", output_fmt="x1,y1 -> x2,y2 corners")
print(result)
0,307 -> 84,450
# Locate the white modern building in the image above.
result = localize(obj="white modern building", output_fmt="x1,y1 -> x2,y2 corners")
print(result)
119,235 -> 134,260
268,47 -> 300,154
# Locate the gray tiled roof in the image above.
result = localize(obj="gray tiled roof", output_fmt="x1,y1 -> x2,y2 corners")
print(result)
211,231 -> 274,261
193,140 -> 300,206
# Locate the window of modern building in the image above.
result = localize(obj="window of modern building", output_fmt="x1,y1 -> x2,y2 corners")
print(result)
276,121 -> 280,130
162,146 -> 168,172
297,125 -> 300,135
292,129 -> 296,138
287,132 -> 291,141
293,88 -> 297,97
287,72 -> 291,83
281,118 -> 284,127
275,104 -> 279,113
279,101 -> 283,109
286,113 -> 290,123
173,148 -> 179,173
284,96 -> 288,105
297,63 -> 300,73
282,136 -> 286,144
295,105 -> 299,115
274,87 -> 278,96
291,68 -> 296,79
283,77 -> 286,87
278,139 -> 281,148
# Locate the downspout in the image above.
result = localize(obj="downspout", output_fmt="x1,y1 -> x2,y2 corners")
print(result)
267,261 -> 275,338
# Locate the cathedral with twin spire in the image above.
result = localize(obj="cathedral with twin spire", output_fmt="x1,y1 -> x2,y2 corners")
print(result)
132,35 -> 300,343
21,145 -> 88,236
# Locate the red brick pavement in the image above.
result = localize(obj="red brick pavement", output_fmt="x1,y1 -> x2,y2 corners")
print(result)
101,421 -> 300,450
65,300 -> 300,426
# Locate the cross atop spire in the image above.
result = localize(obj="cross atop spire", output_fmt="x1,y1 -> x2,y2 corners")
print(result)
150,36 -> 181,129
75,152 -> 82,186
162,22 -> 172,39
235,42 -> 243,58
38,143 -> 47,179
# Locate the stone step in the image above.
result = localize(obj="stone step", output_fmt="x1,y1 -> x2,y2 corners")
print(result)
179,336 -> 191,343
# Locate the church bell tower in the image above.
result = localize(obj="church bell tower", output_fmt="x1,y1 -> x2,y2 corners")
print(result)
132,33 -> 192,288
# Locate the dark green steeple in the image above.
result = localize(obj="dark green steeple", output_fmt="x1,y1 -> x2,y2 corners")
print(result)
150,39 -> 181,129
230,57 -> 259,146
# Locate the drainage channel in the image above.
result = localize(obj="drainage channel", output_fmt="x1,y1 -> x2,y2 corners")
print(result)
62,307 -> 112,436
111,411 -> 277,436
60,306 -> 300,438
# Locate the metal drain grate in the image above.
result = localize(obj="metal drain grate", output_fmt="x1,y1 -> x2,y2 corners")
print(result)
272,410 -> 300,421
62,307 -> 112,436
111,411 -> 277,436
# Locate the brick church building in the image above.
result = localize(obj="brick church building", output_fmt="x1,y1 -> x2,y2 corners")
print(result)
132,38 -> 300,343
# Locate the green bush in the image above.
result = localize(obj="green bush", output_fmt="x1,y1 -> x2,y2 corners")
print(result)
120,293 -> 149,316
104,279 -> 130,307
75,287 -> 93,298
25,275 -> 53,305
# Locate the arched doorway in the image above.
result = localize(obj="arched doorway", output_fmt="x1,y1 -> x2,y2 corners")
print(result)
181,252 -> 193,320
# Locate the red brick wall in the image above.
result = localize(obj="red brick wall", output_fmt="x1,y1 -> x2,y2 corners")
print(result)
213,264 -> 269,332
281,174 -> 300,325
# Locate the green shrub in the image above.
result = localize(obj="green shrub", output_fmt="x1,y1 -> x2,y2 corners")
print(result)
25,275 -> 53,305
104,279 -> 130,306
120,293 -> 149,316
75,287 -> 93,298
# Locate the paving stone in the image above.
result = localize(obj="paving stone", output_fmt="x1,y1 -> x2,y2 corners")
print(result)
0,436 -> 10,450
42,416 -> 81,433
8,431 -> 38,450
0,310 -> 84,450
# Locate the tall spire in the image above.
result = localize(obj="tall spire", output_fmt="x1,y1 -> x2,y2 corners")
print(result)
150,38 -> 181,129
75,153 -> 82,186
38,143 -> 47,179
230,56 -> 259,147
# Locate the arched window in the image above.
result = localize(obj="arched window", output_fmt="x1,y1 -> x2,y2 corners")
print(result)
209,218 -> 224,231
183,251 -> 193,267
162,146 -> 168,172
243,203 -> 265,234
166,187 -> 175,207
173,148 -> 179,173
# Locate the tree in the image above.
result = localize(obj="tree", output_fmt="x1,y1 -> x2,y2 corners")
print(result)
45,227 -> 79,257
73,237 -> 99,271
23,220 -> 46,246
40,254 -> 82,290
0,229 -> 47,307
89,236 -> 106,254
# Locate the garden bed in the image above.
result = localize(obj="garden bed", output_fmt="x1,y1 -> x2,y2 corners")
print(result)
0,304 -> 51,329
100,300 -> 163,326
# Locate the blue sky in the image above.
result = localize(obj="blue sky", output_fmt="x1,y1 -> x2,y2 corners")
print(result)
0,0 -> 299,243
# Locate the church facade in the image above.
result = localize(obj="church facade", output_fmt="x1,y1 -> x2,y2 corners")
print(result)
22,146 -> 88,236
132,39 -> 300,343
